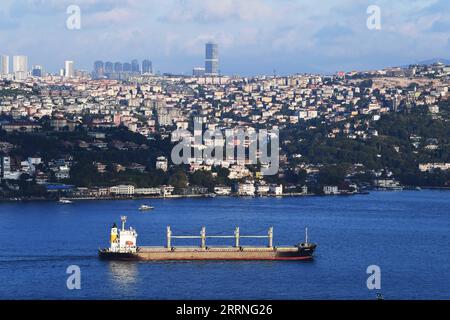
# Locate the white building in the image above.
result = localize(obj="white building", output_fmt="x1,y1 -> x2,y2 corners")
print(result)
323,186 -> 339,195
214,186 -> 232,196
256,184 -> 270,195
134,188 -> 161,195
269,184 -> 283,196
1,55 -> 9,75
419,163 -> 450,172
161,185 -> 174,196
110,185 -> 135,195
236,182 -> 255,196
155,156 -> 168,172
13,55 -> 28,80
65,61 -> 74,78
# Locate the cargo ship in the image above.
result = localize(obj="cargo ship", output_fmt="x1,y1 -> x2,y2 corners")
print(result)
98,216 -> 317,261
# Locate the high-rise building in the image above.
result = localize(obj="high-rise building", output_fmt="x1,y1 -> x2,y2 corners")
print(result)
114,62 -> 123,73
1,55 -> 9,75
94,60 -> 104,77
13,55 -> 28,80
64,61 -> 74,78
142,60 -> 153,74
105,61 -> 114,74
32,65 -> 43,77
123,62 -> 132,72
131,59 -> 140,73
205,42 -> 219,76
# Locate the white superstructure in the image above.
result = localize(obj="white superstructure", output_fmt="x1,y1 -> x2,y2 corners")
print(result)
109,216 -> 138,253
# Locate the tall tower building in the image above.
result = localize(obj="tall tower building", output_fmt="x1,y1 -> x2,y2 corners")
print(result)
94,60 -> 104,77
142,60 -> 153,74
1,55 -> 9,75
104,61 -> 114,74
65,61 -> 74,78
205,42 -> 219,76
114,62 -> 123,73
123,62 -> 132,72
13,55 -> 28,80
131,59 -> 140,74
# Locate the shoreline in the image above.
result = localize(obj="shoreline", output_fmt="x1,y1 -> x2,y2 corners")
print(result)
1,188 -> 447,203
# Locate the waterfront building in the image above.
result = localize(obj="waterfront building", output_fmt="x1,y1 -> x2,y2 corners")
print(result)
269,184 -> 283,196
323,186 -> 339,195
110,185 -> 135,196
235,182 -> 255,196
214,186 -> 232,196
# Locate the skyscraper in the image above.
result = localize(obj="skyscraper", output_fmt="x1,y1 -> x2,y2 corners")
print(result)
142,60 -> 153,74
131,59 -> 140,74
94,60 -> 104,77
105,62 -> 114,74
13,55 -> 28,80
114,62 -> 123,73
1,55 -> 9,75
65,61 -> 74,78
123,62 -> 132,72
205,42 -> 219,76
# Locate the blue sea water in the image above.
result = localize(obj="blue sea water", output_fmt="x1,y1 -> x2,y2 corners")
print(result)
0,190 -> 449,300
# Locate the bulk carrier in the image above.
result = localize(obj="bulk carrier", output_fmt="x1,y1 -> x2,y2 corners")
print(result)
98,216 -> 317,261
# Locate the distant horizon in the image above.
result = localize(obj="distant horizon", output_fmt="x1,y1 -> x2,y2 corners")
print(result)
1,54 -> 450,77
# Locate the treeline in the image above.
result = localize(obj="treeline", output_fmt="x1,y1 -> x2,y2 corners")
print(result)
281,103 -> 450,187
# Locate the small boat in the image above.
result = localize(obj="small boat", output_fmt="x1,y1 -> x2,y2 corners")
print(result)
58,199 -> 73,204
139,204 -> 154,211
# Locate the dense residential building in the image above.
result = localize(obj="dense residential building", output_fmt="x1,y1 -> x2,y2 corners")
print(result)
0,61 -> 449,199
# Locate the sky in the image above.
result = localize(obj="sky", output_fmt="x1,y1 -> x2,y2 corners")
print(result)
1,0 -> 450,75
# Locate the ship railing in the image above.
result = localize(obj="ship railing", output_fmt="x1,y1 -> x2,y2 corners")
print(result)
166,226 -> 274,249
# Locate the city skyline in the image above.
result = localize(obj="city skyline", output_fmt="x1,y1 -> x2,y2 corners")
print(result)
1,1 -> 450,75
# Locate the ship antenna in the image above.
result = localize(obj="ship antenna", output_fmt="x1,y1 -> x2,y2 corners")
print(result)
305,227 -> 308,244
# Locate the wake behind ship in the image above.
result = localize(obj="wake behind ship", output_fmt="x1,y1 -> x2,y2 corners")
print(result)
99,216 -> 317,261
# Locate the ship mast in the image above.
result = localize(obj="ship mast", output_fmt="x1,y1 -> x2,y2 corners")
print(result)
121,216 -> 127,231
305,227 -> 308,244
